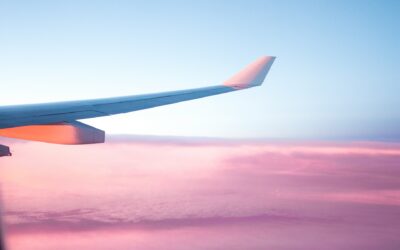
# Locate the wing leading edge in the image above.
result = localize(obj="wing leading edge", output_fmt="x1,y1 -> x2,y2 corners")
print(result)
0,56 -> 275,147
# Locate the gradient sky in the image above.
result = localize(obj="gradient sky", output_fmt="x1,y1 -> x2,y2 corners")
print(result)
1,0 -> 399,140
1,2 -> 400,249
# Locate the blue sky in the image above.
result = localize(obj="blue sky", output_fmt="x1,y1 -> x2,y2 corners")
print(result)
0,0 -> 399,140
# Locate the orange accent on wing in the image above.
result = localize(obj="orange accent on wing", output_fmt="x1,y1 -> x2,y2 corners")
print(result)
0,122 -> 105,144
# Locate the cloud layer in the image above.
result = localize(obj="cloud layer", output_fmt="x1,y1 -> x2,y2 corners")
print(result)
1,137 -> 400,249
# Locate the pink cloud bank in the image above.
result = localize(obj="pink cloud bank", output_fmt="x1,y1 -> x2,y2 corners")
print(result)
1,136 -> 400,249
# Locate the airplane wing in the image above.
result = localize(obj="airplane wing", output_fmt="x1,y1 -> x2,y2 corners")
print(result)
0,56 -> 275,150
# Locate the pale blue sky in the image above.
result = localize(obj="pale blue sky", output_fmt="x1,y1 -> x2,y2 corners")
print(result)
1,0 -> 399,140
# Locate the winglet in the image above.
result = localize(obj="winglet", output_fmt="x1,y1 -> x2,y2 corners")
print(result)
223,56 -> 276,89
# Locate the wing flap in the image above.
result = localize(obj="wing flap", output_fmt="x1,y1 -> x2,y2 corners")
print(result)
0,121 -> 105,144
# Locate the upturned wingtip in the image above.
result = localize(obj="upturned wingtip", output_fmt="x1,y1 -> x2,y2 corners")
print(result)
223,56 -> 276,89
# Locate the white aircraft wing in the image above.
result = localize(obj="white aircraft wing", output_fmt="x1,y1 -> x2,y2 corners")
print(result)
0,56 -> 275,151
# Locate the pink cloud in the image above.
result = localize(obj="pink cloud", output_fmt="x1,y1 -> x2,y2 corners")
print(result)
1,136 -> 400,249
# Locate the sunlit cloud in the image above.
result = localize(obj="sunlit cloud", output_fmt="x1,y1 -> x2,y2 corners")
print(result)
1,136 -> 400,249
